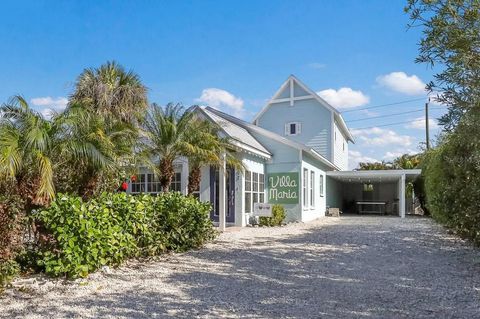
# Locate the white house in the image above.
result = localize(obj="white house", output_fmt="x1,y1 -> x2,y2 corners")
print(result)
128,75 -> 421,229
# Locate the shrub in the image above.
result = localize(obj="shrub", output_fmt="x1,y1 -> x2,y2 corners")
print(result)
35,192 -> 216,278
422,111 -> 480,245
259,205 -> 286,227
0,195 -> 24,288
0,260 -> 19,291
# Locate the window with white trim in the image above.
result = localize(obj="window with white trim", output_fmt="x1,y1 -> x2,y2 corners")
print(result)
245,170 -> 264,213
303,168 -> 308,208
147,173 -> 161,193
310,171 -> 315,207
171,172 -> 182,192
319,174 -> 324,197
131,174 -> 146,193
285,122 -> 301,136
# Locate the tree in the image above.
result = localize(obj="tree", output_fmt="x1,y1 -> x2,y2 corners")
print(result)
185,118 -> 243,195
357,161 -> 394,170
67,61 -> 149,196
54,104 -> 135,197
69,61 -> 148,125
140,103 -> 199,191
0,96 -> 126,208
405,0 -> 480,131
0,96 -> 57,207
393,153 -> 422,169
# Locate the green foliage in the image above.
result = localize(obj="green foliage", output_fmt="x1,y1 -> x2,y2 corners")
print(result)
35,192 -> 216,278
0,260 -> 19,291
259,205 -> 286,227
422,111 -> 480,245
406,0 -> 480,130
0,194 -> 24,289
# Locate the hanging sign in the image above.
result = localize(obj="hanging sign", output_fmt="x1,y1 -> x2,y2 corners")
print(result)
267,172 -> 299,204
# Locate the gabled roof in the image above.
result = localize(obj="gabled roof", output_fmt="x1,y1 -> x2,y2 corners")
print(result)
192,106 -> 271,159
252,75 -> 355,143
203,106 -> 340,170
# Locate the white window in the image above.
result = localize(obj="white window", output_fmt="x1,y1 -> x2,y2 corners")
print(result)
285,122 -> 301,136
147,173 -> 161,193
131,171 -> 182,193
303,168 -> 308,208
319,174 -> 324,197
131,174 -> 146,193
245,170 -> 264,213
171,172 -> 182,192
310,171 -> 315,207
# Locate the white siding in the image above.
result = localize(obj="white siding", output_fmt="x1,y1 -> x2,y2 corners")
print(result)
301,159 -> 327,222
333,122 -> 348,171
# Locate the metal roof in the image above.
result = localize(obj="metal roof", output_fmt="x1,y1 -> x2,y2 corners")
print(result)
193,106 -> 272,159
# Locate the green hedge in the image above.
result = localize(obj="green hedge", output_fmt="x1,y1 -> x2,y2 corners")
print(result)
36,192 -> 217,278
259,205 -> 286,227
422,111 -> 480,245
0,195 -> 24,290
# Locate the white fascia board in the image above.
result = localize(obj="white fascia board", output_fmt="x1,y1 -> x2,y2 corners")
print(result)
229,139 -> 271,159
252,76 -> 292,123
326,169 -> 422,178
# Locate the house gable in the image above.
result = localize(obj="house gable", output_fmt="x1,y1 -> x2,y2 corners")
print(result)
253,75 -> 354,170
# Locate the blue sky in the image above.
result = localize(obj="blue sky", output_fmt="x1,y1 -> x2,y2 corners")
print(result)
0,1 -> 446,169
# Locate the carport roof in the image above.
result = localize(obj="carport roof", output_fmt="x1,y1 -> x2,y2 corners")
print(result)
327,169 -> 421,183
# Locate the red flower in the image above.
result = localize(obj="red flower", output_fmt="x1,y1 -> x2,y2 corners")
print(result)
131,175 -> 137,182
121,182 -> 128,191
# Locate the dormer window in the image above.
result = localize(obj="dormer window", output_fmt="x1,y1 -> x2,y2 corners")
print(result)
285,122 -> 301,136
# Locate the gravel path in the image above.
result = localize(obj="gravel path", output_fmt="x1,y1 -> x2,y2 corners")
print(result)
2,216 -> 480,318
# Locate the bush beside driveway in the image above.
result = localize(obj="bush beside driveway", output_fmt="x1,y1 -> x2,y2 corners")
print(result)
2,216 -> 480,318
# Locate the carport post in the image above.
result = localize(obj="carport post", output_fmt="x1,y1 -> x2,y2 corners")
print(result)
218,151 -> 227,231
399,174 -> 406,218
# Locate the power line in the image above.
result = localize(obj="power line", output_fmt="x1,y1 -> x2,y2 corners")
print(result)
345,106 -> 445,123
341,97 -> 427,113
346,108 -> 424,122
351,120 -> 419,130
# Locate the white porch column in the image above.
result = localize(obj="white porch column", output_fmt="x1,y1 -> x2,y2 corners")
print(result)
218,152 -> 226,231
399,174 -> 406,218
181,160 -> 189,195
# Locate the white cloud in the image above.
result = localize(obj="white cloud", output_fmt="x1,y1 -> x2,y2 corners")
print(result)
308,62 -> 326,69
349,150 -> 379,170
317,87 -> 370,109
406,117 -> 439,129
376,72 -> 426,96
382,149 -> 417,160
351,127 -> 414,146
30,96 -> 68,110
30,96 -> 68,119
196,88 -> 245,118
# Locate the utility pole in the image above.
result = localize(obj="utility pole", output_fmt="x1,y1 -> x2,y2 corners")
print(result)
425,98 -> 430,150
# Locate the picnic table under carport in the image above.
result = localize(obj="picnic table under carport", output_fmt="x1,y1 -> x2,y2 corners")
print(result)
326,169 -> 421,218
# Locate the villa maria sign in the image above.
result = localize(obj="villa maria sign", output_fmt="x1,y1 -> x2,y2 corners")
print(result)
267,172 -> 299,204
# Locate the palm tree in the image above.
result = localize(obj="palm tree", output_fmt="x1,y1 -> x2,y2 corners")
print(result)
0,96 -> 57,207
55,104 -> 134,197
186,119 -> 243,195
393,154 -> 422,169
69,61 -> 148,125
0,96 -> 126,207
140,103 -> 198,191
357,161 -> 394,170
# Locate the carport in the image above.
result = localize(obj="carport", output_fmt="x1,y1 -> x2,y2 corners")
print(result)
326,169 -> 421,218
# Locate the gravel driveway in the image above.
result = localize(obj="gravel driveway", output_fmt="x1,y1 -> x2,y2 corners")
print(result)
2,216 -> 480,318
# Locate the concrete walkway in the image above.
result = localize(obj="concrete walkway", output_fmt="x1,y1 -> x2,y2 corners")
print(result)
2,216 -> 480,318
